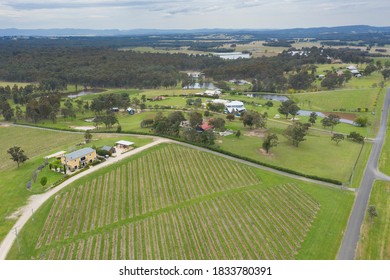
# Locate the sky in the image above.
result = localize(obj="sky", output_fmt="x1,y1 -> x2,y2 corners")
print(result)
0,0 -> 389,30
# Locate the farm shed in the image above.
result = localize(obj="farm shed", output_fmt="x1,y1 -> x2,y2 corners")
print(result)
115,140 -> 135,151
101,145 -> 115,154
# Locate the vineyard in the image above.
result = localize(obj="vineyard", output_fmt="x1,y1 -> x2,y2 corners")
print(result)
19,144 -> 321,260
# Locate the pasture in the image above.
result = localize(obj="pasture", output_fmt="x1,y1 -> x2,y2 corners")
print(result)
356,180 -> 390,259
379,110 -> 390,175
218,121 -> 364,183
7,143 -> 354,260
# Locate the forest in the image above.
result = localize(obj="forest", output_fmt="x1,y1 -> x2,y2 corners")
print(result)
0,35 -> 374,92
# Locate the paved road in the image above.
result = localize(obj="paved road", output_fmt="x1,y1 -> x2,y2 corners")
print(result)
337,89 -> 390,260
0,138 -> 170,260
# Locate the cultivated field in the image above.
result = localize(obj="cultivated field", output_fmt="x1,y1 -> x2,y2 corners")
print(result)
8,144 -> 354,260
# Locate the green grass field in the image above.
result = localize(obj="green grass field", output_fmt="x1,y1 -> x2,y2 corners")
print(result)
0,81 -> 32,88
218,120 -> 363,183
379,107 -> 390,175
0,125 -> 152,243
293,88 -> 380,113
356,180 -> 390,259
7,143 -> 354,260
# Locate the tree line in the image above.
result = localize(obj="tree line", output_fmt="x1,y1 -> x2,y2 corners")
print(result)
0,40 -> 378,93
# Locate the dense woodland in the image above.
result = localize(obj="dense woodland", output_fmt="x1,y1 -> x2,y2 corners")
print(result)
0,35 -> 376,92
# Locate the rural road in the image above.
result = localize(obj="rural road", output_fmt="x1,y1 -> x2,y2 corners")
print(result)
337,88 -> 390,260
0,137 -> 170,260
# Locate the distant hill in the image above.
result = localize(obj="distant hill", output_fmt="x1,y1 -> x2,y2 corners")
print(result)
1,25 -> 390,37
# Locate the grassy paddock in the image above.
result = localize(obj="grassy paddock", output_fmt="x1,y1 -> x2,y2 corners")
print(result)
0,81 -> 32,88
293,88 -> 379,113
7,143 -> 353,260
356,180 -> 390,259
217,124 -> 363,183
379,106 -> 390,175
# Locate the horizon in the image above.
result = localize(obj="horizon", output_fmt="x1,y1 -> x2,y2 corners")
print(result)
2,24 -> 390,31
0,1 -> 389,30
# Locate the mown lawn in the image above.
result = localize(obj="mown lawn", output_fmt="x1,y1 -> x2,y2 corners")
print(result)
356,180 -> 390,259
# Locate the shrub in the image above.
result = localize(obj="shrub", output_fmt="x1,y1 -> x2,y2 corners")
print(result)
347,131 -> 365,143
40,176 -> 48,186
140,119 -> 154,128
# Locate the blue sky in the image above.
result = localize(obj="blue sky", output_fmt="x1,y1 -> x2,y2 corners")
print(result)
0,0 -> 389,29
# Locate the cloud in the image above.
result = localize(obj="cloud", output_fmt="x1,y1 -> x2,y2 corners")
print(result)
3,0 -> 183,10
0,0 -> 389,30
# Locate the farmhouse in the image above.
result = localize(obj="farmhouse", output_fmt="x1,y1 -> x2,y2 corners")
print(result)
204,89 -> 221,96
225,100 -> 246,114
187,71 -> 204,78
61,147 -> 97,171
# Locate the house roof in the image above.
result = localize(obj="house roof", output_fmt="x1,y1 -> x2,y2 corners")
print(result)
116,140 -> 135,146
101,146 -> 112,152
64,147 -> 95,161
200,122 -> 214,131
227,101 -> 244,106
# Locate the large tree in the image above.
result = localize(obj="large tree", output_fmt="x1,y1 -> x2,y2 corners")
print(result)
0,101 -> 14,121
242,110 -> 266,129
262,133 -> 279,153
321,114 -> 340,132
189,111 -> 203,129
309,112 -> 318,125
284,122 -> 307,147
209,118 -> 225,131
288,70 -> 315,90
278,100 -> 300,120
331,133 -> 345,145
7,146 -> 29,167
84,130 -> 93,143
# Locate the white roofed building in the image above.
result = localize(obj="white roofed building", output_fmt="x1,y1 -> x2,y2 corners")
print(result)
225,101 -> 246,114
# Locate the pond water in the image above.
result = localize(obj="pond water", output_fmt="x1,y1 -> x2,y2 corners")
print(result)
68,90 -> 104,98
214,52 -> 251,60
247,93 -> 355,125
183,82 -> 217,89
250,94 -> 290,102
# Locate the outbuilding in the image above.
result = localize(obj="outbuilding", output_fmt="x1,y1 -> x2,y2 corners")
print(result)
115,140 -> 135,152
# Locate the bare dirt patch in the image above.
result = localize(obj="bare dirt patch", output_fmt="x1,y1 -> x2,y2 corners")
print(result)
70,126 -> 95,131
259,148 -> 274,157
6,208 -> 22,220
323,112 -> 357,121
244,129 -> 266,138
